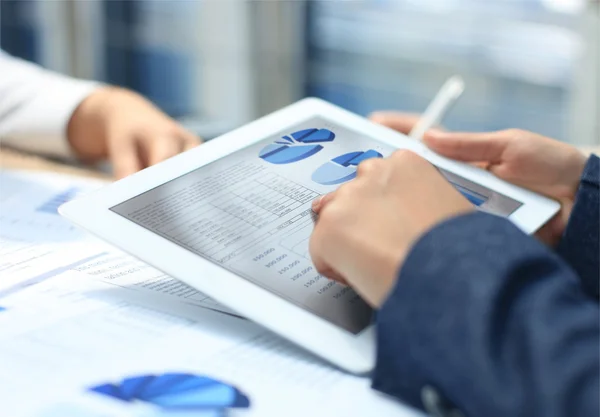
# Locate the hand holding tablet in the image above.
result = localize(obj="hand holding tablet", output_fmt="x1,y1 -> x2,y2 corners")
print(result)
60,98 -> 560,373
310,150 -> 476,307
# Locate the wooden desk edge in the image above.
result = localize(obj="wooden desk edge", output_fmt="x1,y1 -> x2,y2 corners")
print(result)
0,147 -> 111,180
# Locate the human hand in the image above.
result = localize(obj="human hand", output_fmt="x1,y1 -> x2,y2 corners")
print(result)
67,87 -> 201,179
370,111 -> 588,246
309,151 -> 474,307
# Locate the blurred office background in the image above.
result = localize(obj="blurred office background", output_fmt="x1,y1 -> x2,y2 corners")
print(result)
1,0 -> 598,144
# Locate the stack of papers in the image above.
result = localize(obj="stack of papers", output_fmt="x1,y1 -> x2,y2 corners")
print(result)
0,169 -> 422,417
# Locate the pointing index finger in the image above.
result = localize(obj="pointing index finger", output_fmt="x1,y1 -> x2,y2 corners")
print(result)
311,192 -> 336,214
423,129 -> 510,163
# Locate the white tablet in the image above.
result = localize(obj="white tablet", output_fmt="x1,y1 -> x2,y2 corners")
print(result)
60,98 -> 559,374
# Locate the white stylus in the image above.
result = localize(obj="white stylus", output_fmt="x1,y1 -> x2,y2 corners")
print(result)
409,75 -> 465,141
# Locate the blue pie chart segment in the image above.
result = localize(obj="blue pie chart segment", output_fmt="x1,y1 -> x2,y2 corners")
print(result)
89,373 -> 250,410
312,150 -> 382,186
290,128 -> 318,141
346,149 -> 382,165
259,143 -> 323,164
120,375 -> 154,400
298,128 -> 335,143
259,128 -> 335,164
90,383 -> 122,399
450,183 -> 488,206
151,384 -> 237,408
332,151 -> 362,166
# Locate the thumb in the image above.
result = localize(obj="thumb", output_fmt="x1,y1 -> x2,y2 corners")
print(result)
423,129 -> 510,163
369,111 -> 422,135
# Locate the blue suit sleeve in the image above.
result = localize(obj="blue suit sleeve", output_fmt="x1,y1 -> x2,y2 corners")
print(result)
372,212 -> 599,417
557,155 -> 599,299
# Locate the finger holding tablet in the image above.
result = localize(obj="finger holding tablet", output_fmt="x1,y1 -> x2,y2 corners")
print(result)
309,75 -> 578,303
369,98 -> 586,246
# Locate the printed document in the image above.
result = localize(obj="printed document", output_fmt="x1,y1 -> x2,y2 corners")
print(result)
0,170 -> 231,315
0,271 -> 422,417
0,169 -> 422,416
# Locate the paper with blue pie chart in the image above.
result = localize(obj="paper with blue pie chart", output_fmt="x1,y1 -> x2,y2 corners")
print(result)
312,149 -> 383,185
259,128 -> 335,164
89,373 -> 250,411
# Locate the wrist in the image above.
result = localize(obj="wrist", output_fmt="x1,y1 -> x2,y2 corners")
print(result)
563,148 -> 588,201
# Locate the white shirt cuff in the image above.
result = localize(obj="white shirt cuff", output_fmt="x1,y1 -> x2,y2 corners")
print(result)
0,54 -> 100,158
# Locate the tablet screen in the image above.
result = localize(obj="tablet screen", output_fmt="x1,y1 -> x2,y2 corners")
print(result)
111,117 -> 522,334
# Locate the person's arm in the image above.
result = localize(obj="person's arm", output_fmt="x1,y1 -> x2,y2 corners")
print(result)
0,50 -> 98,157
0,50 -> 201,178
310,119 -> 598,417
556,155 -> 599,299
374,212 -> 599,417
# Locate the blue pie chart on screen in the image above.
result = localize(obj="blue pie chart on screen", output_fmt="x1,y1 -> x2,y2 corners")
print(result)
450,183 -> 488,207
312,150 -> 382,185
259,128 -> 335,164
89,373 -> 250,410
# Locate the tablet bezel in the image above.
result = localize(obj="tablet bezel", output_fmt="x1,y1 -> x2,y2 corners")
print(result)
60,98 -> 560,374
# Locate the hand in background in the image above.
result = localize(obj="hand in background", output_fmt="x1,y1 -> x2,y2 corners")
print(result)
310,151 -> 473,307
370,111 -> 588,246
67,87 -> 201,179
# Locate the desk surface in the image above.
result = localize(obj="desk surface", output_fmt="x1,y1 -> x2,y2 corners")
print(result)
0,146 -> 110,179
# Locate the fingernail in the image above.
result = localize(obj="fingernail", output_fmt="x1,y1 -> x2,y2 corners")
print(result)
312,196 -> 323,212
